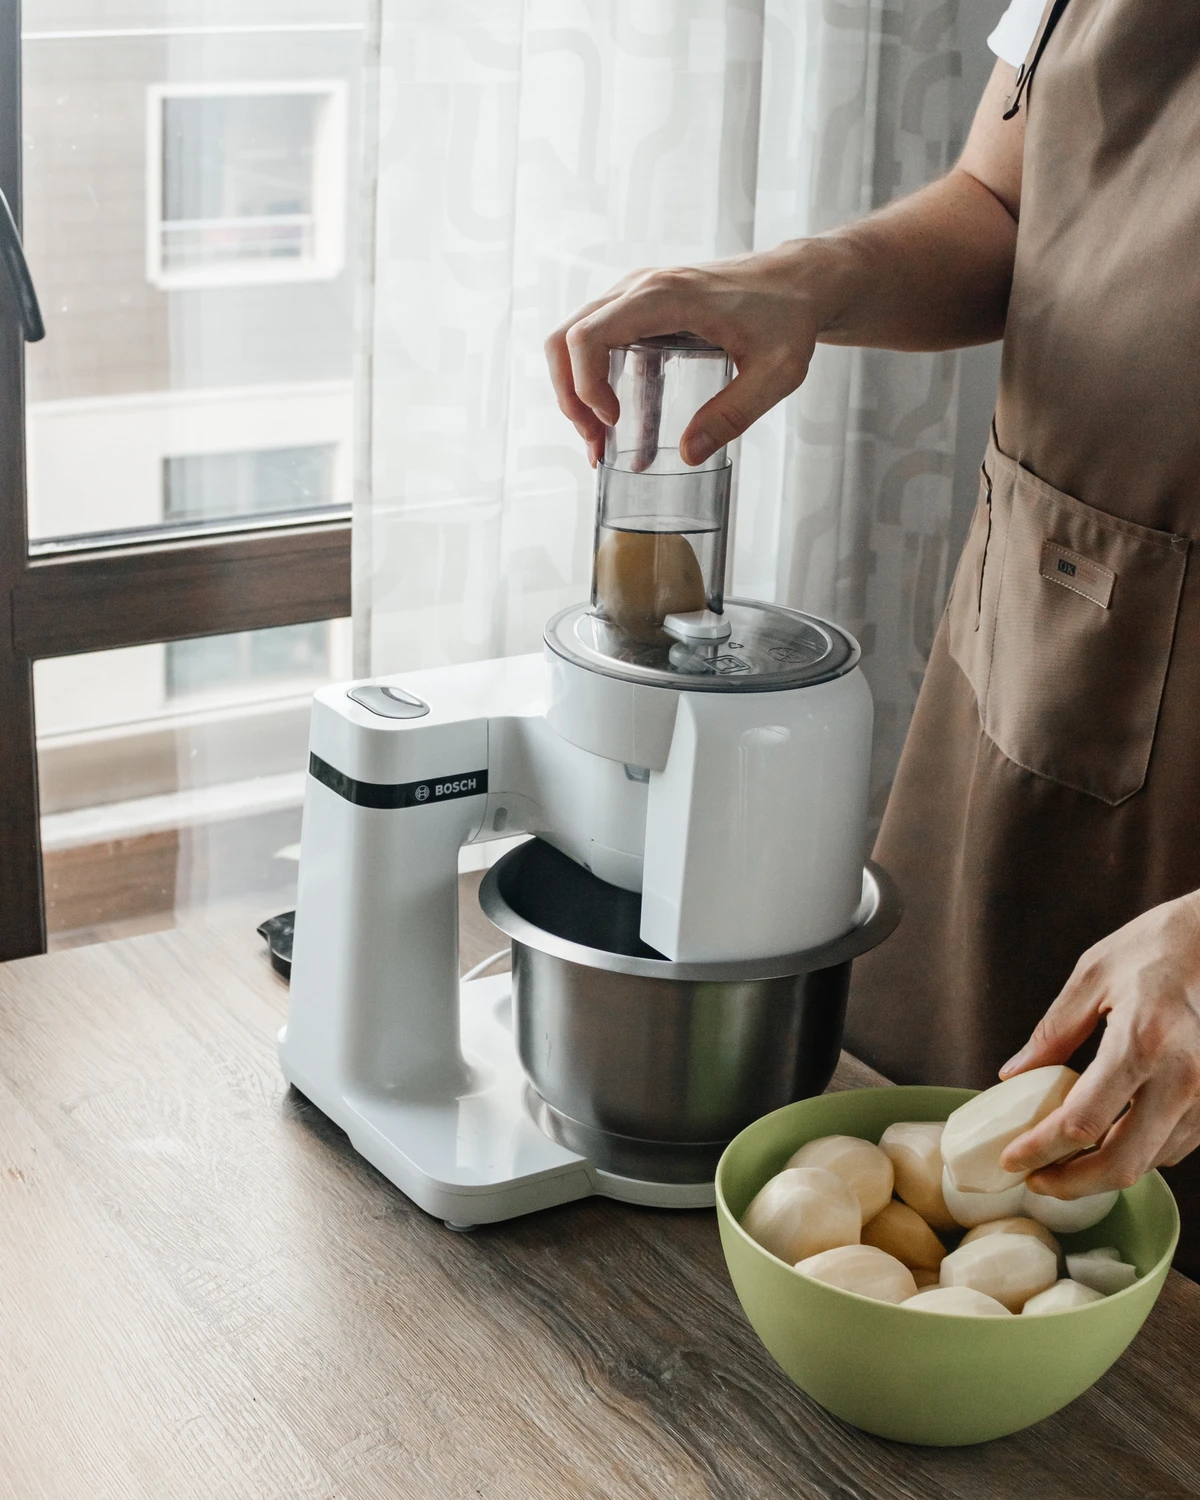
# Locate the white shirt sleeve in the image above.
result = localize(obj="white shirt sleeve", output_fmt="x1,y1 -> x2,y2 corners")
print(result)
987,0 -> 1046,67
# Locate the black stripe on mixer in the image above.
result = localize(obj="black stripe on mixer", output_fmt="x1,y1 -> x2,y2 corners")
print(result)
308,753 -> 488,810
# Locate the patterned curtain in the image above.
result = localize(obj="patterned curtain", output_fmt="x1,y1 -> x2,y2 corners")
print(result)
356,0 -> 964,813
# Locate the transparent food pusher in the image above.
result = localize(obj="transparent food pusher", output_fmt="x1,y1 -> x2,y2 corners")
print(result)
278,332 -> 896,1228
592,334 -> 734,659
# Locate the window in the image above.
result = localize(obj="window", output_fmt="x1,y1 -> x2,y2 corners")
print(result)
27,385 -> 353,549
163,443 -> 339,529
35,619 -> 351,951
147,82 -> 347,288
0,12 -> 365,962
166,621 -> 330,700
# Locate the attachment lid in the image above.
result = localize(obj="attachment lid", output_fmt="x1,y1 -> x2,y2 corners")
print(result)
545,598 -> 859,693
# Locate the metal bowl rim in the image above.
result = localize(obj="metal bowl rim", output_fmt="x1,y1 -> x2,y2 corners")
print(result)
478,848 -> 901,982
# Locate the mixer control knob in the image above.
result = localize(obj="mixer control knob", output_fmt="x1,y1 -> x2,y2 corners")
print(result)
347,684 -> 431,719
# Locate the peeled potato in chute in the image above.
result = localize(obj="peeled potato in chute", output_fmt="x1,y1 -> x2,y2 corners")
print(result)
593,528 -> 707,640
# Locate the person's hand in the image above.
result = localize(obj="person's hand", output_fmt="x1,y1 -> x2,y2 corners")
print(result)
544,242 -> 838,467
998,890 -> 1200,1197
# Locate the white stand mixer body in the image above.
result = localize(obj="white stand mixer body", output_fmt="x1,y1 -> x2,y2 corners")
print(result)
282,618 -> 874,1226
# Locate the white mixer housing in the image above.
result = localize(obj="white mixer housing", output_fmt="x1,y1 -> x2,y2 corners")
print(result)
280,616 -> 873,1226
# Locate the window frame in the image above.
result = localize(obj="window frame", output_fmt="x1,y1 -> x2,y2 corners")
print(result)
145,77 -> 348,291
27,377 -> 353,550
0,2 -> 352,961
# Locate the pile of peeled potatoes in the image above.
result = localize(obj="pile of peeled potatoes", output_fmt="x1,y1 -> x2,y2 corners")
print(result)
742,1065 -> 1142,1316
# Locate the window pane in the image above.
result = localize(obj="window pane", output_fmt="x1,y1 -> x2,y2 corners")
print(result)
166,621 -> 329,698
34,619 -> 351,949
22,5 -> 363,546
162,93 -> 319,223
163,443 -> 337,526
160,92 -> 325,274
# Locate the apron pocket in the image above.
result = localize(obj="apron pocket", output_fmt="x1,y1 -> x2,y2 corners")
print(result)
976,461 -> 1189,805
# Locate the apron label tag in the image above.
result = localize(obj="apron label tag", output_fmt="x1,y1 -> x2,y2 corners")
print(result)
1040,540 -> 1115,609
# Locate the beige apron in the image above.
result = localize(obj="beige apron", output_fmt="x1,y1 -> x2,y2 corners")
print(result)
845,0 -> 1200,1275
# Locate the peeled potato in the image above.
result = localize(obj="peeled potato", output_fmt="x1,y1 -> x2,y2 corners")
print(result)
939,1231 -> 1058,1312
794,1244 -> 918,1304
787,1135 -> 894,1224
1023,1181 -> 1120,1233
1023,1278 -> 1106,1315
961,1216 -> 1061,1266
911,1267 -> 942,1290
941,1166 -> 1027,1228
879,1121 -> 958,1233
1066,1249 -> 1138,1295
942,1065 -> 1078,1194
741,1166 -> 861,1265
904,1286 -> 1012,1317
862,1200 -> 946,1271
593,529 -> 706,640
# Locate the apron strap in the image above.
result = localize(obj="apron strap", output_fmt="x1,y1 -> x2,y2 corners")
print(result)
1003,0 -> 1072,119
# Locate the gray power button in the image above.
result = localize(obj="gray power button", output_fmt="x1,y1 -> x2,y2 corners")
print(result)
347,684 -> 431,720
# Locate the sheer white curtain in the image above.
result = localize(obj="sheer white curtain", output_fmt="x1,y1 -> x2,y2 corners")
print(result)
355,0 -> 964,810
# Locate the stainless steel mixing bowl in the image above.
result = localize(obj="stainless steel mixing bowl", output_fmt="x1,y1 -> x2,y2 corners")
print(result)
478,839 -> 901,1184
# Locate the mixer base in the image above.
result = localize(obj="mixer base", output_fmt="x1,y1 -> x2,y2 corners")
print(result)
279,973 -> 713,1229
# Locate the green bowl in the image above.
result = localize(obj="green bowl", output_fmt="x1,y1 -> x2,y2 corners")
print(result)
716,1086 -> 1179,1446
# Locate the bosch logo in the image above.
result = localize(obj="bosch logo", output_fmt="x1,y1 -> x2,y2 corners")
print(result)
308,755 -> 488,810
411,776 -> 480,806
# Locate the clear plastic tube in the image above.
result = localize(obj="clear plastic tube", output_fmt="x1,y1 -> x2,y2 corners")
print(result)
591,335 -> 732,644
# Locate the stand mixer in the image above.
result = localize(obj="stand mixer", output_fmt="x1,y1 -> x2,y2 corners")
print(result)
280,335 -> 899,1227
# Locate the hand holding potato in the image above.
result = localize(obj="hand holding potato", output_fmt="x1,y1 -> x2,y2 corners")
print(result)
999,891 -> 1200,1197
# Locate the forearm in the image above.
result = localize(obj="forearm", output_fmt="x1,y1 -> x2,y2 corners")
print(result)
774,56 -> 1022,356
803,166 -> 1018,352
546,62 -> 1022,462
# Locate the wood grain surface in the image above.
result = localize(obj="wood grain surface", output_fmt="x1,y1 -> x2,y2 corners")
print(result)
1,916 -> 1198,1500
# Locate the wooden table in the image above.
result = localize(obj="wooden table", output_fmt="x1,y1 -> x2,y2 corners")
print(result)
2,920 -> 1199,1500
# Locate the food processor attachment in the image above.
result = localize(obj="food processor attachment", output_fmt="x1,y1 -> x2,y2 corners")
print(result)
592,335 -> 733,658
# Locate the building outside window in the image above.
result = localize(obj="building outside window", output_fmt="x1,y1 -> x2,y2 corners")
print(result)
162,442 -> 340,529
148,81 -> 347,288
165,621 -> 332,701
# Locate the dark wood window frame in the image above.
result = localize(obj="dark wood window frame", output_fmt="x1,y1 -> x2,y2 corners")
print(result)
0,2 -> 350,961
